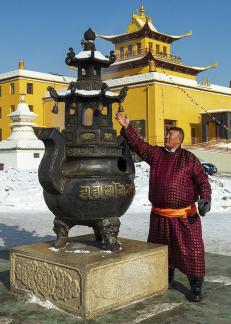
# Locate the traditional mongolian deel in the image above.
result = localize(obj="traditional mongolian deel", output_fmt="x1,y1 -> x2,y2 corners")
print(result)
122,125 -> 211,276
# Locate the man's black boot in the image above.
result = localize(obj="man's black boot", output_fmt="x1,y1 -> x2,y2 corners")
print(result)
168,268 -> 175,289
187,275 -> 204,302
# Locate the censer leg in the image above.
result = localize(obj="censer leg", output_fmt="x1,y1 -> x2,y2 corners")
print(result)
96,217 -> 121,251
53,217 -> 72,248
92,224 -> 104,242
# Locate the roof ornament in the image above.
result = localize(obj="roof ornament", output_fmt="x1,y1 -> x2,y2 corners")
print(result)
139,4 -> 145,17
105,50 -> 116,65
81,27 -> 96,51
18,60 -> 25,70
65,48 -> 76,66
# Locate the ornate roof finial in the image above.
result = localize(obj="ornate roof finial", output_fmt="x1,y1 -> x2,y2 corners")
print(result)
139,4 -> 145,17
84,28 -> 96,41
18,60 -> 25,70
82,28 -> 96,51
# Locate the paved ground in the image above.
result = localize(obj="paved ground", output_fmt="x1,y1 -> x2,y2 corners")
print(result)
0,249 -> 231,324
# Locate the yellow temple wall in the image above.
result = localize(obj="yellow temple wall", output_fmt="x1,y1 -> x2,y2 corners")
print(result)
111,81 -> 231,146
0,77 -> 68,140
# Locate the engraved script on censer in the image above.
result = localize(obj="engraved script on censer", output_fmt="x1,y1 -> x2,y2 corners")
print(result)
79,181 -> 134,200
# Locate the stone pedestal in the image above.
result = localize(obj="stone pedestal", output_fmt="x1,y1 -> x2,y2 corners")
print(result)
10,235 -> 168,319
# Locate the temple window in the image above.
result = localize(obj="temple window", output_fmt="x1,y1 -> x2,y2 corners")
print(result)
164,119 -> 176,136
10,83 -> 15,95
0,86 -> 2,96
27,83 -> 33,94
149,42 -> 153,50
136,43 -> 141,54
28,105 -> 33,112
191,126 -> 197,144
128,45 -> 133,55
130,120 -> 145,139
93,68 -> 97,76
82,107 -> 93,126
119,47 -> 124,58
163,46 -> 167,56
82,68 -> 86,75
156,44 -> 160,54
0,129 -> 2,141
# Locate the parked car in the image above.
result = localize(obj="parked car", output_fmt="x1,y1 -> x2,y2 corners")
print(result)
199,159 -> 217,175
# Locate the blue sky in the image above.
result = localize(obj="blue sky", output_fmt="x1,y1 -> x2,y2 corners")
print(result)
1,0 -> 231,86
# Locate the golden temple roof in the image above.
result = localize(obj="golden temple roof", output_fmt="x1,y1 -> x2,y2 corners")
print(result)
97,5 -> 192,44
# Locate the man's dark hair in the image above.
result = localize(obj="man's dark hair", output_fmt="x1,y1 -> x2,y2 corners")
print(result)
168,127 -> 184,141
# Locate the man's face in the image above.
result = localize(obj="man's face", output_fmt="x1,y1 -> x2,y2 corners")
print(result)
164,130 -> 182,150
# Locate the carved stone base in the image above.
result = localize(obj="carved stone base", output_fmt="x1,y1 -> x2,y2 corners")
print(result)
10,235 -> 168,319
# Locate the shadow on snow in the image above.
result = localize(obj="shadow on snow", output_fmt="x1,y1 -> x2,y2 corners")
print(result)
0,223 -> 55,254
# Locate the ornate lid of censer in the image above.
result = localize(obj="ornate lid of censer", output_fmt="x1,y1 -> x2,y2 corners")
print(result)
48,28 -> 127,158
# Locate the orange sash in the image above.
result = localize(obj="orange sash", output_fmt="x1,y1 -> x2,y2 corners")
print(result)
152,203 -> 197,218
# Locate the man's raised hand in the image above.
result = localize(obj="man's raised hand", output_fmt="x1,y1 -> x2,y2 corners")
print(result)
115,112 -> 130,129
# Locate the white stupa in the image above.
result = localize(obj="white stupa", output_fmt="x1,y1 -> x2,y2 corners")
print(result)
0,94 -> 44,169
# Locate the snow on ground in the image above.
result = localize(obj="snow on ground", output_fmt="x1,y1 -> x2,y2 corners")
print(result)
0,163 -> 231,256
214,142 -> 231,149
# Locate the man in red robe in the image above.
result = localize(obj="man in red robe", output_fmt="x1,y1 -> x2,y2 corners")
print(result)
115,112 -> 211,302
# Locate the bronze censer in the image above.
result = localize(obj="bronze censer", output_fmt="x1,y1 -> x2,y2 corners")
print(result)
38,28 -> 135,251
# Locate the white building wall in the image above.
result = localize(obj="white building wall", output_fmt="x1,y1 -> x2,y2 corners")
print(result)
0,151 -> 18,168
0,150 -> 44,170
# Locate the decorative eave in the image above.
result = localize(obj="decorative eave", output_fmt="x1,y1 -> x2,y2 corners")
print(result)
75,50 -> 109,62
48,85 -> 128,104
97,22 -> 192,44
65,48 -> 116,69
153,56 -> 217,76
103,51 -> 217,76
55,89 -> 121,98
